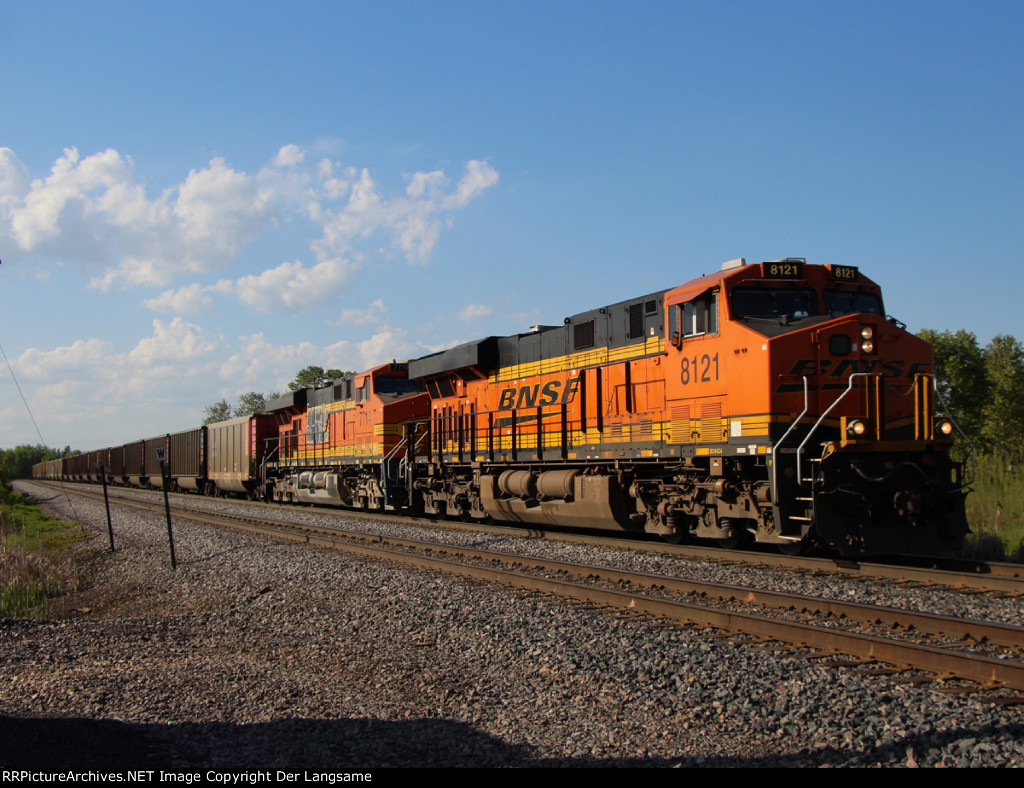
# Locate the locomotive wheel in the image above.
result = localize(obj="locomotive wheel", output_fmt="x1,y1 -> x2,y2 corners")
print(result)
777,539 -> 809,556
716,517 -> 751,550
716,532 -> 748,549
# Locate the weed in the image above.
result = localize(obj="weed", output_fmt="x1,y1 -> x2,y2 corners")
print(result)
0,489 -> 87,619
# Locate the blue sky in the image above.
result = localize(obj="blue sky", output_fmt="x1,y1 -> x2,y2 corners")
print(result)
1,0 -> 1022,450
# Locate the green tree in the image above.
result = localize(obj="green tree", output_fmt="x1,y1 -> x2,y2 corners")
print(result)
203,399 -> 233,424
981,334 -> 1024,464
287,366 -> 346,391
0,451 -> 9,504
235,391 -> 267,417
918,329 -> 989,445
0,445 -> 60,479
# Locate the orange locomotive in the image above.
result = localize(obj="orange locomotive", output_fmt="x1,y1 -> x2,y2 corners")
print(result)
263,362 -> 428,510
408,258 -> 969,555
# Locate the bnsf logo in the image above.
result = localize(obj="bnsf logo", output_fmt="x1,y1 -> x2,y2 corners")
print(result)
786,359 -> 931,379
498,376 -> 580,411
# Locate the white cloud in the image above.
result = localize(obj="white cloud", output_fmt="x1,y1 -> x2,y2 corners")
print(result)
355,327 -> 434,368
12,320 -> 227,444
211,257 -> 358,314
16,338 -> 113,379
0,149 -> 31,251
143,283 -> 213,315
0,145 -> 500,321
0,147 -> 281,289
274,144 -> 306,167
127,317 -> 218,365
219,332 -> 321,394
7,318 -> 449,448
312,158 -> 499,266
459,303 -> 493,321
443,159 -> 501,210
336,298 -> 387,325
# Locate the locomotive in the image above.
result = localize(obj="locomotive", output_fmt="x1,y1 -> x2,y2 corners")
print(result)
35,258 -> 970,556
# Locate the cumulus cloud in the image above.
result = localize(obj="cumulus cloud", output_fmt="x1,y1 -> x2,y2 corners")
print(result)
336,298 -> 387,326
459,303 -> 493,321
274,144 -> 306,167
210,257 -> 358,314
0,148 -> 31,229
1,144 -> 499,315
12,319 -> 225,443
311,159 -> 499,265
16,338 -> 113,379
355,327 -> 435,368
127,317 -> 219,365
0,147 -> 278,288
218,332 -> 320,394
144,283 -> 213,315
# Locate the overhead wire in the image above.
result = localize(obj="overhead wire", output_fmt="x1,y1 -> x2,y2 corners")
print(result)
0,338 -> 83,528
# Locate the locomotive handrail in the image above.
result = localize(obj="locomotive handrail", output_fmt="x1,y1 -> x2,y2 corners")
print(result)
381,435 -> 408,507
770,376 -> 810,501
795,372 -> 870,486
931,376 -> 976,487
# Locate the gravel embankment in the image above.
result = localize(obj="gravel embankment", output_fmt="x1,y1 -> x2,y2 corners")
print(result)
3,481 -> 1024,768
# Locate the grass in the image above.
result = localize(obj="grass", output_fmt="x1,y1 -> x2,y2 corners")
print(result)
0,488 -> 88,619
962,454 -> 1024,562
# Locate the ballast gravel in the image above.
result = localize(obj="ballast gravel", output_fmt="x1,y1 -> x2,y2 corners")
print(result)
3,481 -> 1024,768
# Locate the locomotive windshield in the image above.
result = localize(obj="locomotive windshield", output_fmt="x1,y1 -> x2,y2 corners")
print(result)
730,287 -> 820,320
374,376 -> 423,395
823,289 -> 884,317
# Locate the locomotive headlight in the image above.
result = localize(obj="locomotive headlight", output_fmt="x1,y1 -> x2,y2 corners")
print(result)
936,419 -> 955,437
847,419 -> 868,437
860,326 -> 875,354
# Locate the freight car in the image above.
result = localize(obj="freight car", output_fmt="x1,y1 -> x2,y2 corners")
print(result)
206,414 -> 277,497
30,257 -> 969,557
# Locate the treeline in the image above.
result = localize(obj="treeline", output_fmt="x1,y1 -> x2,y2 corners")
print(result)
0,445 -> 65,482
918,330 -> 1024,463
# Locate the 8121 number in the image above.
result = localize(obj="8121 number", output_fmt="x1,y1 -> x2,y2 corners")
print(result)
681,353 -> 719,385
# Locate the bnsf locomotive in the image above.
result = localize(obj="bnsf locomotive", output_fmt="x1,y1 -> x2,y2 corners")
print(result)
35,258 -> 970,556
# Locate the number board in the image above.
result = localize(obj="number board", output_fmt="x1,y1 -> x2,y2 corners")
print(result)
830,265 -> 859,282
762,260 -> 804,278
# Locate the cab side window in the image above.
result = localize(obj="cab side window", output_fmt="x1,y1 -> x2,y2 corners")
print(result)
671,291 -> 718,346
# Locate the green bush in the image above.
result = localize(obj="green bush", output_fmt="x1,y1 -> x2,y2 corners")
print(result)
964,454 -> 1024,562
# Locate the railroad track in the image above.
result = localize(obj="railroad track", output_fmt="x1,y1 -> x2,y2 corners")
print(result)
36,481 -> 1024,696
43,480 -> 1024,595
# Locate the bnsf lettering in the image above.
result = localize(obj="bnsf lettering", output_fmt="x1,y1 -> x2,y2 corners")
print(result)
497,377 -> 579,411
785,359 -> 931,379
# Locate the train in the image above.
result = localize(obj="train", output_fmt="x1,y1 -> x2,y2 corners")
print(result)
34,257 -> 970,557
